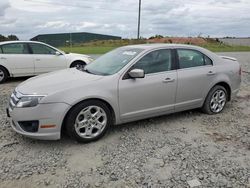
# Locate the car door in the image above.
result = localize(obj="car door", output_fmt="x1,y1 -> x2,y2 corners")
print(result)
29,43 -> 67,74
1,43 -> 34,76
118,49 -> 177,122
175,48 -> 215,111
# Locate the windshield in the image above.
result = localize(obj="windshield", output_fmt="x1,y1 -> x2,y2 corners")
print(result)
85,47 -> 143,75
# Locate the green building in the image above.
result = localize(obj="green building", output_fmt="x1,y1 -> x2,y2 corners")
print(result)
30,32 -> 121,47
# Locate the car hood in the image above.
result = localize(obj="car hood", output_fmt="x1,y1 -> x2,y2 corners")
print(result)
17,68 -> 103,95
65,53 -> 91,59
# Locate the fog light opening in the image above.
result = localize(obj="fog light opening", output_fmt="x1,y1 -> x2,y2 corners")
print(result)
18,121 -> 39,133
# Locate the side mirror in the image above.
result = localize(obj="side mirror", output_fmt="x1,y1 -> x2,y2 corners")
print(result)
128,69 -> 145,79
55,51 -> 61,56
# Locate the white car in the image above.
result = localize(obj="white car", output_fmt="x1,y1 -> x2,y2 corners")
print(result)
0,41 -> 93,83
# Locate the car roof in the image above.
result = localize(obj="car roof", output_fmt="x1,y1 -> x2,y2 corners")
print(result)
125,43 -> 216,56
0,41 -> 46,45
123,43 -> 204,50
122,43 -> 219,62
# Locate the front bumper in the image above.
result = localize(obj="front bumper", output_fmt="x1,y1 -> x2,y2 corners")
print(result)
7,103 -> 70,140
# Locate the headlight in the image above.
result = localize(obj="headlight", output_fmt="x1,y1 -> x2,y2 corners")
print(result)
16,96 -> 45,108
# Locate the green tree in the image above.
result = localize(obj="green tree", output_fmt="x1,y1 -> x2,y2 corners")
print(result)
149,35 -> 164,39
0,34 -> 8,42
8,34 -> 19,41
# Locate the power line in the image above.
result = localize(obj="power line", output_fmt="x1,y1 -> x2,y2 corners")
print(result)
23,0 -> 250,39
63,0 -> 121,3
24,0 -> 250,14
24,0 -> 136,12
147,0 -> 250,9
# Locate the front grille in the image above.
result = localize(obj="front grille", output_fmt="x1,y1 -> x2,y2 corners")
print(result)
9,90 -> 21,110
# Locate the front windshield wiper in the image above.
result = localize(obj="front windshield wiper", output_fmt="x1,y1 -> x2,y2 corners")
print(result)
84,67 -> 94,74
84,67 -> 111,76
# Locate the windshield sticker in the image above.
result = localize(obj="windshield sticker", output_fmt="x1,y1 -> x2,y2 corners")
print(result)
123,51 -> 137,56
122,59 -> 128,64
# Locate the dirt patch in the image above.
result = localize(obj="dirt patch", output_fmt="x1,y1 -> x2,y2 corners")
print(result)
148,37 -> 207,45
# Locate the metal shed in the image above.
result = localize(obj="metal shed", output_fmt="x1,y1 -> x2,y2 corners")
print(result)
30,32 -> 121,47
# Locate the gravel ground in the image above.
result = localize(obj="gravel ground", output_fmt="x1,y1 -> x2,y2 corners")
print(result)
0,52 -> 249,188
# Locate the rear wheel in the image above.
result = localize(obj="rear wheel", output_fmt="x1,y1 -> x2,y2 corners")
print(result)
0,67 -> 8,84
202,85 -> 227,114
65,100 -> 112,143
70,61 -> 86,71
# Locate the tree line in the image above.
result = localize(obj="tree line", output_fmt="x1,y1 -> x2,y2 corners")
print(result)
0,34 -> 19,42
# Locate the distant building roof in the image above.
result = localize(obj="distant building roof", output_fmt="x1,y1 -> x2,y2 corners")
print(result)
30,32 -> 121,40
30,32 -> 121,47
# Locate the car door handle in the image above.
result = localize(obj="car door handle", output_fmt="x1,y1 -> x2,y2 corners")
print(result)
207,71 -> 216,76
35,59 -> 41,61
163,78 -> 175,83
0,57 -> 7,60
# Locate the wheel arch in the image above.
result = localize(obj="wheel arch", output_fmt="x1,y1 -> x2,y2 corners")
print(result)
0,65 -> 10,77
215,82 -> 231,101
209,81 -> 232,101
69,60 -> 86,68
61,98 -> 116,133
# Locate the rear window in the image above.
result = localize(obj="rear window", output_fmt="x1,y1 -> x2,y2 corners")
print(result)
1,43 -> 30,54
177,49 -> 213,69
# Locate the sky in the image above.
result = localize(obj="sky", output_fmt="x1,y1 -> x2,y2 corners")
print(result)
0,0 -> 250,40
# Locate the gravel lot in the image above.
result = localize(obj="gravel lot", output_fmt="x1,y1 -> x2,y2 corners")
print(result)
0,52 -> 249,188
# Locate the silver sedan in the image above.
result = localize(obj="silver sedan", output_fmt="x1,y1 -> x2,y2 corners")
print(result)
7,44 -> 241,143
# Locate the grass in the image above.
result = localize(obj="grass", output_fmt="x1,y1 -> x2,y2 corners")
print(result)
60,46 -> 116,54
59,39 -> 250,54
201,43 -> 250,52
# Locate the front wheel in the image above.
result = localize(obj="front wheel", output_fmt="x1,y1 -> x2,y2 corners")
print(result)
0,67 -> 8,84
65,100 -> 112,143
202,85 -> 228,115
70,61 -> 86,71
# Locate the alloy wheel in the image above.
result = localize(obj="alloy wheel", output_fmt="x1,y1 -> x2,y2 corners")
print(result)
210,89 -> 226,113
74,105 -> 107,139
0,69 -> 4,82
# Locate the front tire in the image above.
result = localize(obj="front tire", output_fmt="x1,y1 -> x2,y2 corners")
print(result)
0,66 -> 8,84
65,100 -> 112,143
202,85 -> 228,115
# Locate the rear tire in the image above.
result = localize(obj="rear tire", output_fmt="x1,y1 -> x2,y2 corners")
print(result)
70,61 -> 86,70
202,85 -> 228,115
0,66 -> 8,84
65,100 -> 112,143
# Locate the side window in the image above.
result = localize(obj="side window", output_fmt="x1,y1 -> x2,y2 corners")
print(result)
0,47 -> 2,54
132,49 -> 172,74
1,43 -> 30,54
29,43 -> 57,55
177,49 -> 212,69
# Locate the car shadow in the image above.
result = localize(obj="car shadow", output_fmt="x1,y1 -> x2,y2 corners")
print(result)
110,108 -> 202,132
10,101 -> 236,146
61,108 -> 203,144
5,76 -> 33,83
12,108 -> 202,146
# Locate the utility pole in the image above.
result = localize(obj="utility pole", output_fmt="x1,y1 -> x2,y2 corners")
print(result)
70,33 -> 72,49
137,0 -> 141,39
